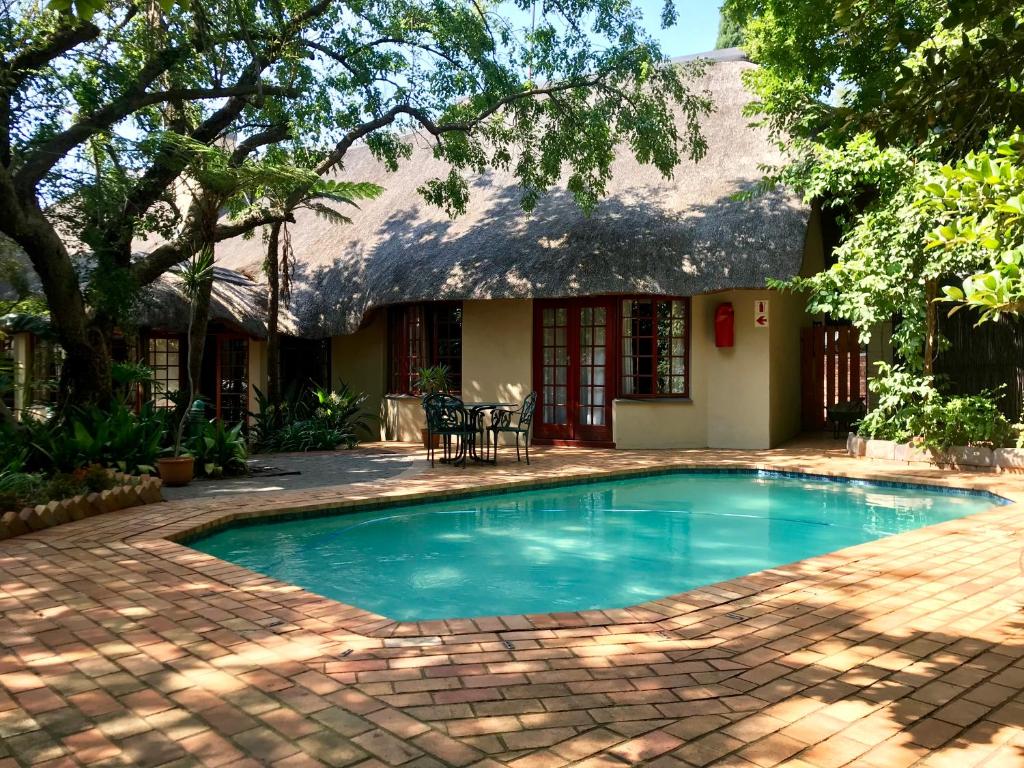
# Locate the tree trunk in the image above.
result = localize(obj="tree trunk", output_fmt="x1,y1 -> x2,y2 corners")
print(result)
56,329 -> 112,411
265,221 -> 282,407
186,271 -> 214,412
3,191 -> 112,408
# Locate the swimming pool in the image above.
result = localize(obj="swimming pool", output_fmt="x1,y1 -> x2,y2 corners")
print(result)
189,471 -> 1003,621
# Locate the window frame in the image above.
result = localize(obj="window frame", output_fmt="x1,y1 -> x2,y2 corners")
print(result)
387,302 -> 463,396
618,295 -> 691,400
29,336 -> 63,406
146,333 -> 184,409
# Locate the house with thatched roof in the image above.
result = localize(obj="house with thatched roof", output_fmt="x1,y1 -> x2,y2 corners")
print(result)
5,48 -> 827,447
214,48 -> 823,448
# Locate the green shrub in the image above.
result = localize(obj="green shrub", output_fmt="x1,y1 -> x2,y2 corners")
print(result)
79,464 -> 115,493
251,381 -> 373,453
858,363 -> 1012,448
919,393 -> 1012,449
309,383 -> 372,448
188,420 -> 248,477
0,470 -> 43,510
32,403 -> 165,474
263,419 -> 346,452
43,473 -> 85,503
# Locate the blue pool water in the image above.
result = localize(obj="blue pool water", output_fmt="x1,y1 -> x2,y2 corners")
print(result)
189,472 -> 1002,620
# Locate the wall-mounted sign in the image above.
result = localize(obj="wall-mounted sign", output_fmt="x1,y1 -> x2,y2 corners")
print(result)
754,299 -> 769,328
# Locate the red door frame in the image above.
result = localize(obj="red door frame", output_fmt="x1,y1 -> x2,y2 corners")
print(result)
212,332 -> 250,424
532,298 -> 616,447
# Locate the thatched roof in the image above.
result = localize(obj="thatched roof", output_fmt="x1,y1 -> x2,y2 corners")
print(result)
140,267 -> 269,337
0,230 -> 268,337
215,50 -> 810,338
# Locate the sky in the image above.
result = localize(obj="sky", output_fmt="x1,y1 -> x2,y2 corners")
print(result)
498,0 -> 726,60
631,0 -> 726,57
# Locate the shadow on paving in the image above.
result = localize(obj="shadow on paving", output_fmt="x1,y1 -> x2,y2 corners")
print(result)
161,449 -> 415,502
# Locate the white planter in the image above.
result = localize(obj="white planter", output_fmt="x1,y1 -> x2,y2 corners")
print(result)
846,433 -> 866,457
995,448 -> 1024,471
947,445 -> 994,468
893,442 -> 940,464
864,439 -> 896,461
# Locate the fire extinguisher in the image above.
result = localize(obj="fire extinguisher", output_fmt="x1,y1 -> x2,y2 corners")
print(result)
715,303 -> 734,348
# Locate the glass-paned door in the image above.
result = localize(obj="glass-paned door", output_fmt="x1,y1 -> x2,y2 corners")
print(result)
536,305 -> 571,439
218,337 -> 249,425
533,299 -> 614,443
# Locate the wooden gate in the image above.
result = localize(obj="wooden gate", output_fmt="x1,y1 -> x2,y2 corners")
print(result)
800,325 -> 866,430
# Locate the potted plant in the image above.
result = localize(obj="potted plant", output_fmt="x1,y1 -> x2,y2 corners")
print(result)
414,365 -> 451,448
156,249 -> 214,486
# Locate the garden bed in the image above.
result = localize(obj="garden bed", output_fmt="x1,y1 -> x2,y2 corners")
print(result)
847,433 -> 1024,472
0,471 -> 163,540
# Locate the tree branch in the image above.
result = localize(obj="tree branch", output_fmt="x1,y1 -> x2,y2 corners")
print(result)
314,73 -> 607,176
3,20 -> 100,86
1,20 -> 101,167
15,79 -> 295,191
131,208 -> 293,286
230,123 -> 291,165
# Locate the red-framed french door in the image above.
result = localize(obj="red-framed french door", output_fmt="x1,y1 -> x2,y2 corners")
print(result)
533,298 -> 616,445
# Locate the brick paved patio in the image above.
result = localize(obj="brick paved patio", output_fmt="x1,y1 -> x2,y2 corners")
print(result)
2,443 -> 1023,768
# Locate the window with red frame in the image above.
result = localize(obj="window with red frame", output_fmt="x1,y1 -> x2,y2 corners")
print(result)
388,303 -> 463,394
621,297 -> 690,397
147,336 -> 182,409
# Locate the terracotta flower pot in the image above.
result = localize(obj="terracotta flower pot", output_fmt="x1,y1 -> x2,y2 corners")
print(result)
421,428 -> 441,449
157,456 -> 194,487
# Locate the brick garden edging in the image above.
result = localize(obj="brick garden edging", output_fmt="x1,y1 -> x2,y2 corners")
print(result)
0,471 -> 163,540
847,432 -> 1024,471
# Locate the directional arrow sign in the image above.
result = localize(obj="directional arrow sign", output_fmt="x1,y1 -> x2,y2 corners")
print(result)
754,299 -> 769,328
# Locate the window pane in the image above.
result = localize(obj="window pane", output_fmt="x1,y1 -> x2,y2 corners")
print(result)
621,297 -> 689,396
148,337 -> 180,409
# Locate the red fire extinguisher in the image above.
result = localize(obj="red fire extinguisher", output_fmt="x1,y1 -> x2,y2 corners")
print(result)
715,303 -> 734,348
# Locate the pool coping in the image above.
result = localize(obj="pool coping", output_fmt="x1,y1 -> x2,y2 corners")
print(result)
133,457 -> 1024,639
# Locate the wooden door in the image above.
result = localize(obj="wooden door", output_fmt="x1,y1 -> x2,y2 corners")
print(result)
533,299 -> 615,444
800,324 -> 864,430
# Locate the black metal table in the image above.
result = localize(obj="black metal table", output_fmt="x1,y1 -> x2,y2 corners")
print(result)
465,402 -> 516,463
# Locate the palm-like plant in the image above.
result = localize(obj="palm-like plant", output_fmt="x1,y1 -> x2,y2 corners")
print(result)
414,365 -> 452,397
172,248 -> 215,457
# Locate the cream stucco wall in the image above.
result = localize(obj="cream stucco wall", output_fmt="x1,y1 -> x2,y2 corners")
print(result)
382,395 -> 425,442
769,288 -> 806,446
461,300 -> 533,405
376,300 -> 535,443
331,311 -> 391,440
612,296 -> 710,449
461,299 -> 533,445
613,290 -> 785,450
247,339 -> 267,417
334,212 -> 820,452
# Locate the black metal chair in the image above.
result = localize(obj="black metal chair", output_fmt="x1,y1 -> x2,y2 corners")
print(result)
488,391 -> 537,465
424,393 -> 476,467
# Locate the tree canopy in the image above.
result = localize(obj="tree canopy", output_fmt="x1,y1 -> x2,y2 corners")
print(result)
727,1 -> 1024,346
724,0 -> 1024,432
1,0 -> 711,407
714,12 -> 744,49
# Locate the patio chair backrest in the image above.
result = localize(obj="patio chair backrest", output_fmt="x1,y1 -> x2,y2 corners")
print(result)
517,391 -> 537,430
424,393 -> 467,431
423,393 -> 460,430
438,399 -> 470,429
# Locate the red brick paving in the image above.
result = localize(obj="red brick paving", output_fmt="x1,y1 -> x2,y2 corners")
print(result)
2,443 -> 1024,767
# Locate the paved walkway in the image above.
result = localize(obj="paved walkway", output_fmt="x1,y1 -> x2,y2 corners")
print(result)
1,443 -> 1023,768
162,448 -> 417,502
